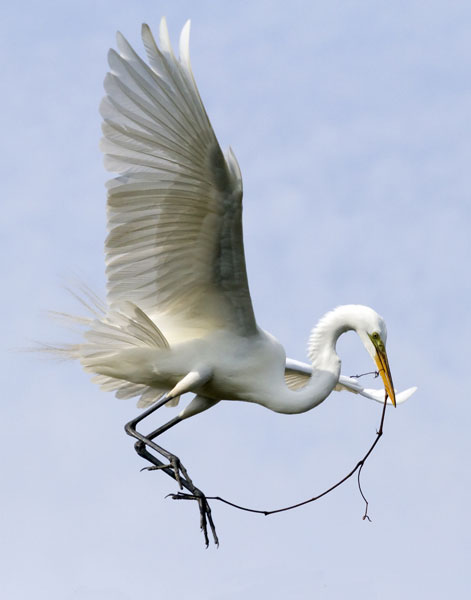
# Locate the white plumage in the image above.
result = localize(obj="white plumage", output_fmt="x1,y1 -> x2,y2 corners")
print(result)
48,18 -> 418,546
61,18 -> 416,421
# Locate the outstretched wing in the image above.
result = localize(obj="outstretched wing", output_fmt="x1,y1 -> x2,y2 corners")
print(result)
101,19 -> 256,341
284,359 -> 416,405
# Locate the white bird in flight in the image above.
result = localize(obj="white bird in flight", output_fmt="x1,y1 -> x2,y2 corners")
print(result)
60,18 -> 416,545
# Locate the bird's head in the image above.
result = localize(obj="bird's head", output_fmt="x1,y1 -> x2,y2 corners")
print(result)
310,305 -> 397,406
353,307 -> 396,407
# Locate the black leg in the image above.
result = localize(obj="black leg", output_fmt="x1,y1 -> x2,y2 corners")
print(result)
124,395 -> 219,547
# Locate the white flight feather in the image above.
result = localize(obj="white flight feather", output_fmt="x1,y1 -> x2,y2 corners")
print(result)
101,18 -> 255,343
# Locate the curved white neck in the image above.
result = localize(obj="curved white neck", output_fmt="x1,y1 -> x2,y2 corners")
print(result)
263,306 -> 368,415
307,305 -> 360,369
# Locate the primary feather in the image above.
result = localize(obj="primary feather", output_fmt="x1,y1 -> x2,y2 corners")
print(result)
101,19 -> 256,344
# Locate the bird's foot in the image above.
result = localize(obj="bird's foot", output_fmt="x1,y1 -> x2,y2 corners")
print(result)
141,455 -> 189,490
133,440 -> 218,545
169,491 -> 219,547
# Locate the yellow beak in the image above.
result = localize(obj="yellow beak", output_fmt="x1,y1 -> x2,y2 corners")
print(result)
370,336 -> 396,407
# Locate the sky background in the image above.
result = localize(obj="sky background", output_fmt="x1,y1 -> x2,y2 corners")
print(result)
2,1 -> 470,598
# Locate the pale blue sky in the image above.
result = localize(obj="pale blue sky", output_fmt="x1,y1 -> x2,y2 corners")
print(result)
2,1 -> 470,598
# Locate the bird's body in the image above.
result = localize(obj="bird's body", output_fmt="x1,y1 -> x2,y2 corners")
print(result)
55,18 -> 416,545
86,322 -> 324,414
80,298 -> 409,416
61,16 -> 417,417
90,327 -> 285,406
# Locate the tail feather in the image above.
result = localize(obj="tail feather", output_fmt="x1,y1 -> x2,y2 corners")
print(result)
84,302 -> 169,349
44,287 -> 178,409
91,374 -> 175,408
65,283 -> 107,319
80,301 -> 179,408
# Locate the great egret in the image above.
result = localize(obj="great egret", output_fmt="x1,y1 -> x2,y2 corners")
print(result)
59,18 -> 416,545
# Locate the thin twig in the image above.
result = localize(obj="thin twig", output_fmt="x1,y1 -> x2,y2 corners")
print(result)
204,393 -> 389,520
350,370 -> 380,379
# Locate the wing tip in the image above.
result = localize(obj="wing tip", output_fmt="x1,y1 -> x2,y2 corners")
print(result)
179,19 -> 192,65
159,16 -> 172,53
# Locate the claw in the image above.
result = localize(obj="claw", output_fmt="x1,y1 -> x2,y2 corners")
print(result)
167,491 -> 219,547
140,464 -> 166,472
139,456 -> 184,489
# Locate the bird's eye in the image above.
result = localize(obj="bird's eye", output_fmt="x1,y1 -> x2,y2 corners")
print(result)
371,332 -> 380,340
